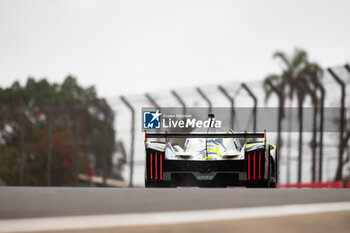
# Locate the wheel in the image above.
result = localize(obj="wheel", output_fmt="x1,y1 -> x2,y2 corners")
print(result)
268,181 -> 276,188
145,180 -> 173,188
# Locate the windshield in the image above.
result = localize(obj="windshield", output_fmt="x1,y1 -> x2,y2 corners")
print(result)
164,128 -> 247,160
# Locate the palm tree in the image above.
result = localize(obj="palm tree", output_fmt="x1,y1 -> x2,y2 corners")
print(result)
264,48 -> 322,183
302,63 -> 323,182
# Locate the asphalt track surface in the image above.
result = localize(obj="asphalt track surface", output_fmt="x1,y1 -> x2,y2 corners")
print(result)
38,211 -> 350,233
0,187 -> 350,232
1,187 -> 350,219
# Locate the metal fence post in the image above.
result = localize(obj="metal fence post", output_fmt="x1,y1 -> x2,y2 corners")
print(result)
314,80 -> 325,182
264,80 -> 283,184
241,83 -> 257,132
171,90 -> 187,115
145,93 -> 161,111
218,85 -> 235,130
345,64 -> 350,73
196,87 -> 212,115
328,68 -> 346,181
120,96 -> 135,188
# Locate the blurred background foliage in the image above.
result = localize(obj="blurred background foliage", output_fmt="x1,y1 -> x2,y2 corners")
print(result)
0,76 -> 124,186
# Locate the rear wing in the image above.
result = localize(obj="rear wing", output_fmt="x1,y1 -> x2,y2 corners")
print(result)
145,131 -> 266,141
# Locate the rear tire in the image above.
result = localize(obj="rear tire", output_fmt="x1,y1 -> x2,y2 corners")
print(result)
268,181 -> 276,188
145,180 -> 174,188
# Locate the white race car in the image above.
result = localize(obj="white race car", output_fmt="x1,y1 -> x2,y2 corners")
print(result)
145,127 -> 278,188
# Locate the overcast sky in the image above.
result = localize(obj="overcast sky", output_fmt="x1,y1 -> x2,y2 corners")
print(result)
0,0 -> 349,97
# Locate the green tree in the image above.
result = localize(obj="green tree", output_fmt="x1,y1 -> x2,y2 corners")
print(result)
0,76 -> 123,186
